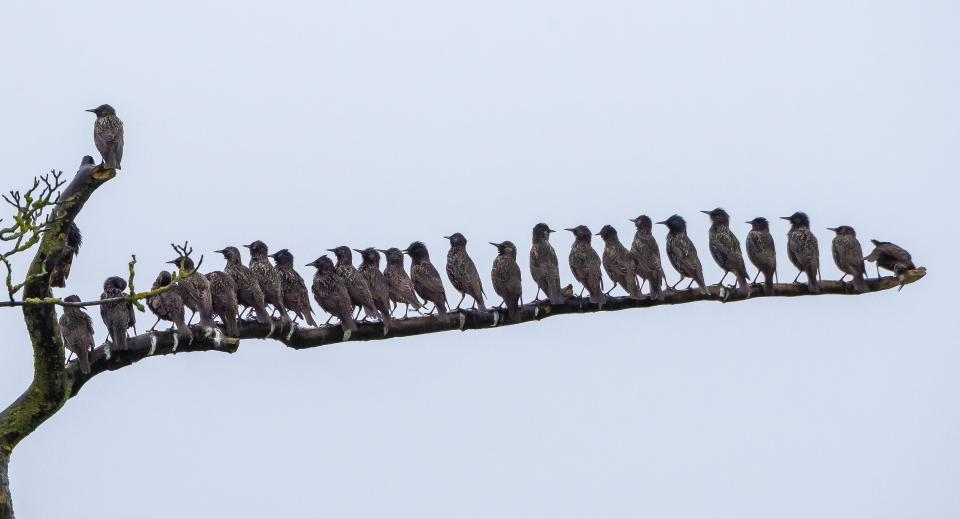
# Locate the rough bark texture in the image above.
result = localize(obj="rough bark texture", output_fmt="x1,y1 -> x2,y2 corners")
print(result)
0,452 -> 10,519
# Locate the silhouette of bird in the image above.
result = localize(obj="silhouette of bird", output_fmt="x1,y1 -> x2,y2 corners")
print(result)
380,247 -> 423,316
329,246 -> 388,332
205,270 -> 240,336
270,249 -> 317,326
215,247 -> 271,324
865,240 -> 915,278
597,225 -> 641,299
565,225 -> 607,304
444,233 -> 486,311
781,212 -> 820,293
702,208 -> 751,296
406,241 -> 448,315
629,215 -> 666,301
490,241 -> 523,321
59,295 -> 94,374
147,271 -> 189,336
828,225 -> 868,292
745,217 -> 777,294
86,104 -> 124,170
529,223 -> 565,305
100,276 -> 135,351
167,255 -> 215,328
658,215 -> 708,294
49,222 -> 82,288
355,248 -> 394,329
246,241 -> 287,318
306,255 -> 358,332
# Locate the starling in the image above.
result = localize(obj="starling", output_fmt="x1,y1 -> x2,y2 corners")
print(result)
657,215 -> 708,295
865,239 -> 915,278
629,215 -> 666,301
246,240 -> 287,319
270,248 -> 317,326
380,247 -> 423,316
215,247 -> 271,324
529,223 -> 566,305
205,270 -> 240,336
100,276 -> 135,351
597,225 -> 641,299
405,241 -> 448,315
355,248 -> 393,329
781,212 -> 821,293
444,233 -> 486,311
702,208 -> 751,296
565,225 -> 607,305
328,246 -> 388,331
59,295 -> 94,374
306,255 -> 358,332
167,255 -> 216,328
146,270 -> 189,336
490,241 -> 523,321
49,222 -> 82,288
85,104 -> 124,170
828,226 -> 868,292
745,217 -> 777,294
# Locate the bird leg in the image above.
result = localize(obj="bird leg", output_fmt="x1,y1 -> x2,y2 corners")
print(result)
839,273 -> 848,283
187,310 -> 196,325
454,293 -> 465,310
530,287 -> 541,304
324,315 -> 334,326
686,279 -> 695,290
670,276 -> 686,290
148,317 -> 161,332
638,278 -> 646,293
605,282 -> 619,296
751,271 -> 761,284
716,272 -> 729,286
793,271 -> 802,283
578,286 -> 585,298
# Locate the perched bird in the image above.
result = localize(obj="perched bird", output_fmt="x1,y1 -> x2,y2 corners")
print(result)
100,276 -> 135,351
329,246 -> 388,331
529,223 -> 565,305
745,217 -> 777,294
205,270 -> 240,336
702,208 -> 751,296
215,247 -> 271,324
86,104 -> 124,170
597,225 -> 641,299
59,295 -> 95,374
658,215 -> 708,295
246,241 -> 287,319
49,222 -> 82,288
781,212 -> 821,293
146,271 -> 189,336
270,249 -> 317,326
490,241 -> 523,321
629,215 -> 666,301
406,241 -> 448,315
828,226 -> 868,292
355,248 -> 393,329
167,255 -> 215,328
444,233 -> 486,311
565,225 -> 607,304
380,247 -> 423,316
865,240 -> 915,278
306,255 -> 358,331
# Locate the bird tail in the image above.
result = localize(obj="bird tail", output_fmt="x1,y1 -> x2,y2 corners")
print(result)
105,148 -> 120,170
853,274 -> 868,293
342,314 -> 359,332
736,270 -> 751,297
763,271 -> 774,295
436,299 -> 448,315
625,276 -> 641,300
806,268 -> 820,294
589,289 -> 607,305
546,279 -> 566,305
199,306 -> 215,328
50,258 -> 72,288
175,316 -> 190,337
304,310 -> 318,327
111,322 -> 128,351
254,304 -> 271,324
223,309 -> 239,336
77,347 -> 91,374
506,298 -> 521,322
473,289 -> 487,312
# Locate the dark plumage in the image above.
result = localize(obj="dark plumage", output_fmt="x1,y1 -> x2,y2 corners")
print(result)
246,241 -> 287,317
355,248 -> 393,329
781,212 -> 821,294
529,223 -> 565,305
167,255 -> 215,328
702,208 -> 751,296
146,271 -> 189,336
381,247 -> 423,316
306,255 -> 358,332
49,222 -> 83,288
598,225 -> 641,299
565,225 -> 607,305
215,247 -> 271,324
406,241 -> 448,315
329,246 -> 388,332
59,295 -> 94,374
100,276 -> 135,351
270,249 -> 317,326
205,270 -> 240,336
86,104 -> 124,170
829,226 -> 868,292
745,217 -> 777,294
490,241 -> 523,321
629,216 -> 666,301
444,233 -> 486,311
865,239 -> 915,277
658,215 -> 708,295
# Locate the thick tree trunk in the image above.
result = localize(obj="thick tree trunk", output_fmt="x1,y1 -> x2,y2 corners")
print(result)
0,451 -> 12,519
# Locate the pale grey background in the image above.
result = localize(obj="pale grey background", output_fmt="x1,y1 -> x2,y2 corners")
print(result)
1,0 -> 957,517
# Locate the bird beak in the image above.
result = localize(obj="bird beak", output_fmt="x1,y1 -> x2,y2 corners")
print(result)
547,228 -> 556,233
85,108 -> 97,113
165,259 -> 178,265
326,248 -> 336,253
443,236 -> 451,240
489,242 -> 500,247
564,228 -> 575,232
779,216 -> 791,221
305,262 -> 316,267
376,249 -> 388,253
827,227 -> 838,232
213,249 -> 225,254
628,218 -> 637,223
700,210 -> 711,215
402,249 -> 410,255
655,221 -> 667,225
268,252 -> 276,258
243,244 -> 251,249
594,232 -> 602,236
745,221 -> 752,224
352,248 -> 364,254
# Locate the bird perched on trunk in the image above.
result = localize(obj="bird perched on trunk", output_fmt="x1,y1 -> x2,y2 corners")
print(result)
406,241 -> 448,315
49,222 -> 82,288
86,104 -> 124,170
629,215 -> 666,301
702,208 -> 751,296
597,225 -> 641,299
444,233 -> 486,311
658,215 -> 708,295
490,241 -> 523,321
270,248 -> 317,326
215,247 -> 271,324
565,225 -> 607,305
828,226 -> 868,292
205,270 -> 240,336
246,240 -> 287,319
380,247 -> 423,316
59,295 -> 95,374
328,246 -> 388,332
865,240 -> 915,278
100,276 -> 135,351
306,256 -> 358,332
781,212 -> 820,294
167,255 -> 215,328
529,223 -> 565,305
355,248 -> 393,329
147,271 -> 189,336
745,217 -> 777,294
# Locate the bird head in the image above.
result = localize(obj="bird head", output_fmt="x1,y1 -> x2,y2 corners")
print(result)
404,241 -> 429,261
245,240 -> 269,258
153,270 -> 173,288
355,247 -> 380,266
827,225 -> 856,236
270,249 -> 294,267
326,246 -> 352,263
103,276 -> 127,292
656,215 -> 686,232
629,215 -> 653,231
746,217 -> 769,230
596,225 -> 618,241
85,104 -> 116,117
532,223 -> 555,241
380,247 -> 405,264
780,212 -> 810,228
701,208 -> 729,225
565,225 -> 592,240
306,255 -> 334,272
444,233 -> 467,247
490,241 -> 517,257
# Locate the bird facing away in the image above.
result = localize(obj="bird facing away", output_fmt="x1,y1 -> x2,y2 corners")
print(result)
86,104 -> 124,170
598,225 -> 641,299
270,249 -> 317,327
444,233 -> 486,311
865,239 -> 915,277
59,295 -> 95,374
329,246 -> 388,331
215,247 -> 271,324
565,225 -> 607,305
49,222 -> 83,288
629,215 -> 666,301
829,225 -> 868,292
205,270 -> 240,336
658,215 -> 708,295
406,241 -> 448,315
355,248 -> 394,329
490,241 -> 523,321
246,241 -> 287,319
702,208 -> 751,296
781,212 -> 821,293
167,255 -> 215,328
306,255 -> 358,332
146,270 -> 189,336
529,223 -> 566,305
745,217 -> 777,294
381,247 -> 423,316
100,276 -> 135,351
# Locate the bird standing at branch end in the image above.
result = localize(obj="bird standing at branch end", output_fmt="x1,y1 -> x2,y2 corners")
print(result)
86,104 -> 124,170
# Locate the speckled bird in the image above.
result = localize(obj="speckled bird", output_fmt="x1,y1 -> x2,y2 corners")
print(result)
658,215 -> 708,295
490,241 -> 523,321
246,240 -> 287,318
444,233 -> 486,311
205,270 -> 240,336
629,215 -> 666,301
745,217 -> 777,294
529,223 -> 565,305
329,246 -> 387,332
147,270 -> 189,336
781,212 -> 821,293
306,255 -> 358,332
86,104 -> 124,169
100,276 -> 135,351
828,225 -> 868,292
406,241 -> 448,315
355,247 -> 393,330
59,295 -> 95,374
49,222 -> 83,288
215,247 -> 271,324
167,255 -> 215,328
598,225 -> 641,299
270,248 -> 317,327
865,239 -> 915,278
380,247 -> 423,316
702,208 -> 751,296
565,225 -> 607,305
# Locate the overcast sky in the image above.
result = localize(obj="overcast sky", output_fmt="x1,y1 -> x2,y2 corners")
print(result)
1,1 -> 957,517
